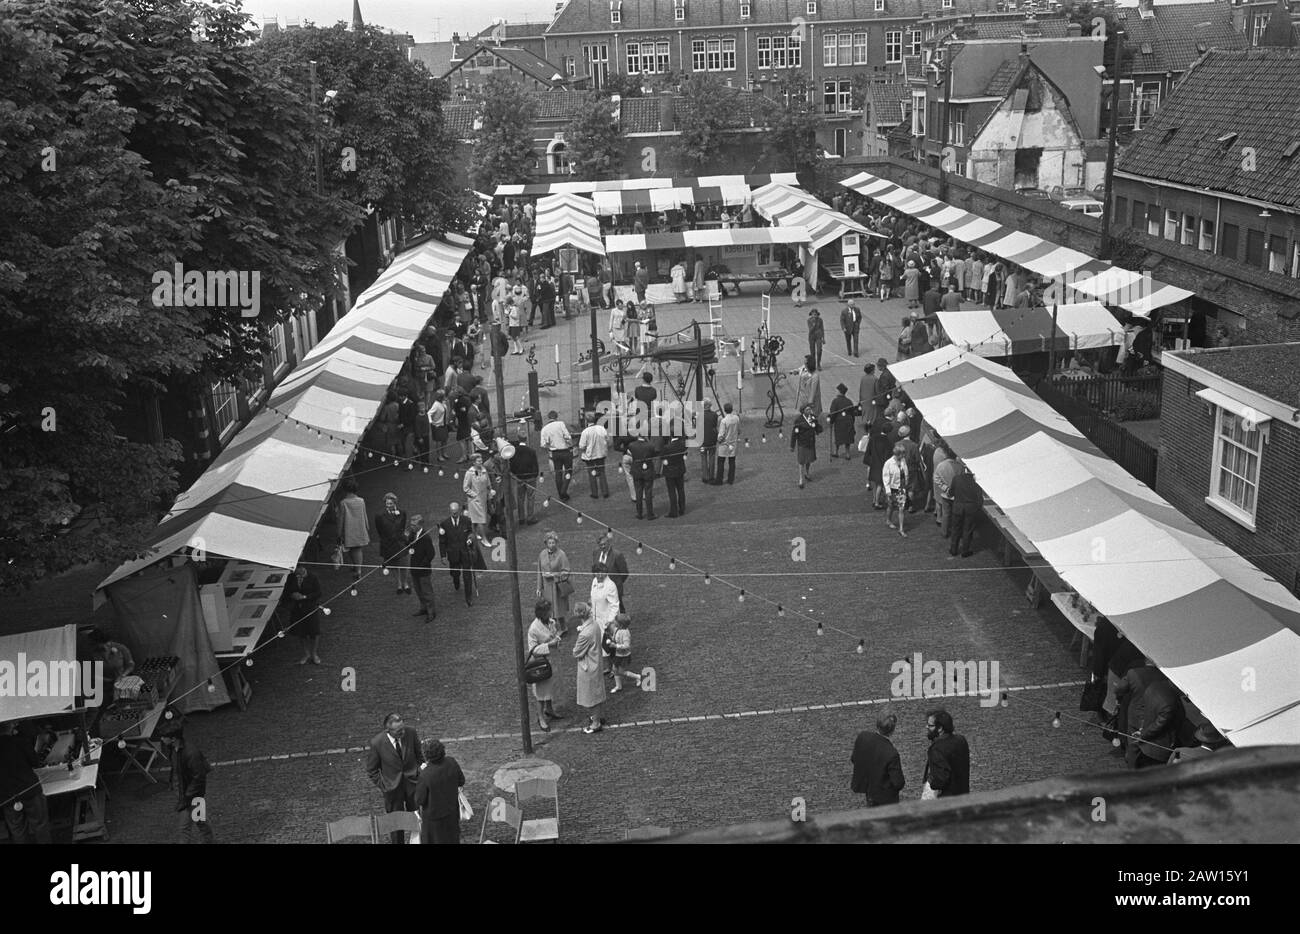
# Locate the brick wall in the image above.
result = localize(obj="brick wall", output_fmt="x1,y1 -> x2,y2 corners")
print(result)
834,156 -> 1300,344
1156,368 -> 1300,596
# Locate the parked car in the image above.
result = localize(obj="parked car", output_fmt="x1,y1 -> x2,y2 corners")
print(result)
1061,198 -> 1104,217
1016,187 -> 1050,200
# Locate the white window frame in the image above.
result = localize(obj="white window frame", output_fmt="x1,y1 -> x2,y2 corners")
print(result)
1199,218 -> 1215,252
692,38 -> 706,71
210,378 -> 239,441
1163,209 -> 1178,241
807,0 -> 817,13
1207,403 -> 1267,528
564,55 -> 576,77
838,79 -> 852,113
740,3 -> 751,19
824,33 -> 837,67
854,32 -> 868,64
912,90 -> 926,136
839,33 -> 852,66
875,0 -> 885,9
656,40 -> 671,73
611,2 -> 621,26
1292,242 -> 1300,278
721,37 -> 736,70
267,320 -> 289,377
886,30 -> 902,63
675,0 -> 686,22
1266,234 -> 1288,275
707,37 -> 721,71
950,105 -> 965,145
1252,12 -> 1269,46
626,42 -> 641,74
757,36 -> 771,69
943,0 -> 953,7
909,30 -> 923,56
1181,213 -> 1196,247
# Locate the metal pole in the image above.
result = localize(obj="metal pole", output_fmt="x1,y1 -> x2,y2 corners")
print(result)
939,60 -> 953,201
1048,301 -> 1060,376
492,320 -> 533,755
1099,30 -> 1124,259
589,258 -> 600,385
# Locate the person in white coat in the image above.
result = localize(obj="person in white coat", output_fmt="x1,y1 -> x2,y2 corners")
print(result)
670,259 -> 688,303
589,563 -> 621,681
609,301 -> 628,351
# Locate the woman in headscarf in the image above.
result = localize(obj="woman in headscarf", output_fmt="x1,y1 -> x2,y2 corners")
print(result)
902,259 -> 922,308
526,598 -> 563,732
536,530 -> 573,636
571,602 -> 607,734
374,492 -> 410,594
790,404 -> 823,489
828,384 -> 858,459
793,354 -> 823,419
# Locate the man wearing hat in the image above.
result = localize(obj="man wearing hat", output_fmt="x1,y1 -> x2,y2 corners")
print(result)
159,712 -> 214,843
840,301 -> 863,357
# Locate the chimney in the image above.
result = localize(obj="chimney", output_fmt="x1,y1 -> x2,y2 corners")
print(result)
659,92 -> 676,132
1231,0 -> 1247,35
1023,13 -> 1042,36
1137,0 -> 1154,18
1066,21 -> 1081,36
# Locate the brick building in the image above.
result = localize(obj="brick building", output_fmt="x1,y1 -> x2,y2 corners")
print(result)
1156,343 -> 1300,597
1111,47 -> 1300,338
442,44 -> 580,98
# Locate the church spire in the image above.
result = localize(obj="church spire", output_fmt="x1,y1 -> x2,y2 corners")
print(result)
352,0 -> 364,31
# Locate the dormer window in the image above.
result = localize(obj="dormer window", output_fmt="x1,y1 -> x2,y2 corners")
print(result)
942,0 -> 953,7
875,0 -> 885,9
610,1 -> 621,25
807,1 -> 817,14
675,0 -> 686,21
740,2 -> 751,18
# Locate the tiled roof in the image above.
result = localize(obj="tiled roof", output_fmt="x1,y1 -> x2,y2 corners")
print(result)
472,21 -> 552,40
903,54 -> 923,79
1168,342 -> 1300,406
1116,2 -> 1247,77
548,0 -> 1005,34
408,41 -> 455,75
443,103 -> 477,138
868,79 -> 910,126
620,96 -> 665,133
934,14 -> 1073,44
1116,48 -> 1300,209
490,46 -> 569,84
983,57 -> 1022,95
533,91 -> 592,120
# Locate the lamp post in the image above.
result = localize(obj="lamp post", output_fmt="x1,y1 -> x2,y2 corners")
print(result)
1099,28 -> 1124,259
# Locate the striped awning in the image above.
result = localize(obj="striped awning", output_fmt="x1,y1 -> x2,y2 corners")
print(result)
750,183 -> 883,253
590,185 -> 753,216
888,347 -> 1300,747
494,173 -> 798,198
604,227 -> 811,254
937,303 -> 1124,357
96,235 -> 473,594
531,192 -> 605,256
840,171 -> 1195,314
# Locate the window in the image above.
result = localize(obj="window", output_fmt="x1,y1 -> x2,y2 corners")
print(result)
824,33 -> 838,67
824,80 -> 836,113
839,33 -> 852,65
854,32 -> 868,64
912,91 -> 926,136
722,38 -> 736,70
1293,242 -> 1300,278
1130,199 -> 1146,229
1220,222 -> 1239,259
740,3 -> 751,18
758,36 -> 771,69
909,30 -> 922,56
1134,82 -> 1160,130
789,34 -> 801,67
1210,406 -> 1264,524
1267,234 -> 1288,274
1244,228 -> 1264,267
210,379 -> 238,440
761,35 -> 797,68
1115,197 -> 1128,226
267,321 -> 288,376
548,140 -> 569,175
693,39 -> 706,71
1181,213 -> 1195,247
657,40 -> 670,73
707,38 -> 721,71
674,0 -> 686,22
563,55 -> 576,77
834,127 -> 848,157
886,30 -> 902,63
626,42 -> 641,74
1252,12 -> 1269,46
583,44 -> 609,88
839,80 -> 852,113
1146,205 -> 1160,236
942,0 -> 953,6
1163,209 -> 1178,241
949,104 -> 966,145
1199,218 -> 1215,252
610,1 -> 621,25
807,0 -> 817,12
875,0 -> 885,9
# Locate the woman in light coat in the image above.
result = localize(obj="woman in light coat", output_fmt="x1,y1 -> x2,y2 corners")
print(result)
536,531 -> 572,635
526,598 -> 563,732
589,563 -> 621,633
793,354 -> 823,419
609,301 -> 627,349
670,259 -> 688,302
335,479 -> 369,581
462,453 -> 493,541
902,260 -> 922,308
571,602 -> 606,734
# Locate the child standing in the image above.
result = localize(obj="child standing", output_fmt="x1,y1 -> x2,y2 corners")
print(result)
609,614 -> 641,693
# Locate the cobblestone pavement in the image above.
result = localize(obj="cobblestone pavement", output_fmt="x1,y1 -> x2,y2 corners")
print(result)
19,290 -> 1126,843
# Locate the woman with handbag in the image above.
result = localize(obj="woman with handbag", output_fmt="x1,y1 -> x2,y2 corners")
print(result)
571,602 -> 607,735
374,493 -> 410,594
790,404 -> 823,490
413,738 -> 466,845
536,531 -> 573,637
882,442 -> 911,536
526,599 -> 563,732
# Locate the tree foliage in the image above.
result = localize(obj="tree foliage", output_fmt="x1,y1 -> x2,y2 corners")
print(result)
469,74 -> 540,191
671,75 -> 745,175
563,92 -> 624,180
758,73 -> 826,173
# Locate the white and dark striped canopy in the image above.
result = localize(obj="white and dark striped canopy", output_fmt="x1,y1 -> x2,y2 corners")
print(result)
937,303 -> 1124,357
750,183 -> 882,253
530,192 -> 605,257
841,171 -> 1194,314
494,173 -> 799,198
96,235 -> 473,595
590,184 -> 753,215
889,347 -> 1300,747
604,227 -> 810,254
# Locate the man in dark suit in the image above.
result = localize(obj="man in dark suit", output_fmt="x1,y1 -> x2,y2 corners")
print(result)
701,401 -> 719,484
509,430 -> 541,525
409,515 -> 437,623
840,301 -> 863,356
660,434 -> 687,518
449,333 -> 473,375
1117,662 -> 1184,769
365,713 -> 424,844
592,531 -> 629,609
948,461 -> 983,558
626,434 -> 658,520
438,502 -> 477,607
850,709 -> 905,806
923,708 -> 970,797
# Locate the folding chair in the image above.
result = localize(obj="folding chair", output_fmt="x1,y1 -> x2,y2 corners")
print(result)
514,777 -> 560,843
478,799 -> 522,844
325,816 -> 377,844
374,810 -> 421,843
624,825 -> 672,841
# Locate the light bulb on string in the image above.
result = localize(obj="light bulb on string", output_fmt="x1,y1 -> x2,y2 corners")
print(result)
744,438 -> 750,448
382,567 -> 390,576
244,658 -> 253,667
737,590 -> 745,602
543,497 -> 551,508
277,629 -> 286,638
816,622 -> 824,636
565,472 -> 572,480
407,463 -> 414,471
438,468 -> 445,477
576,514 -> 584,524
453,472 -> 460,480
1111,735 -> 1122,748
777,605 -> 785,617
856,640 -> 865,654
423,467 -> 429,474
368,452 -> 374,459
635,542 -> 643,555
380,456 -> 386,463
668,558 -> 677,571
322,607 -> 332,616
703,572 -> 711,584
350,588 -> 358,597
118,739 -> 128,749
1052,712 -> 1062,729
1000,691 -> 1009,708
206,679 -> 216,693
761,435 -> 767,443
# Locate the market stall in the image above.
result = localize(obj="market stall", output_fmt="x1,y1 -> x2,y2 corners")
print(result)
888,346 -> 1300,747
531,192 -> 606,258
749,183 -> 884,290
604,227 -> 811,302
936,302 -> 1124,357
493,173 -> 798,199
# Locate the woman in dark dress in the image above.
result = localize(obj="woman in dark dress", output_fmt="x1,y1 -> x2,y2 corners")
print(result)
374,493 -> 410,594
828,383 -> 858,459
414,739 -> 466,844
790,404 -> 823,489
866,415 -> 894,509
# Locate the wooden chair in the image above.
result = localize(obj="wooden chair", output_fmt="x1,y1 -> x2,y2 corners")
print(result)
325,816 -> 376,844
514,777 -> 560,843
478,799 -> 522,844
374,810 -> 421,842
624,825 -> 672,841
